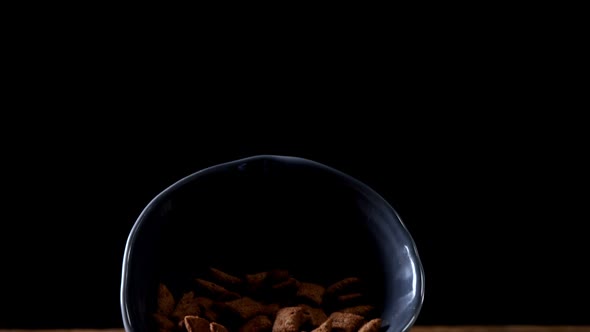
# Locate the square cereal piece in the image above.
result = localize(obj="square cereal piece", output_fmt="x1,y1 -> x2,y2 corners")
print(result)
311,317 -> 333,332
224,297 -> 267,321
338,305 -> 375,318
263,303 -> 281,318
358,318 -> 382,332
298,304 -> 328,328
325,278 -> 362,298
296,282 -> 325,306
336,293 -> 363,303
272,307 -> 307,332
245,272 -> 268,293
328,312 -> 364,332
210,322 -> 230,332
271,277 -> 300,299
184,315 -> 210,332
172,292 -> 201,321
157,283 -> 176,315
245,270 -> 290,293
266,269 -> 290,284
208,267 -> 244,290
239,315 -> 273,332
153,313 -> 175,330
195,278 -> 241,300
194,297 -> 222,323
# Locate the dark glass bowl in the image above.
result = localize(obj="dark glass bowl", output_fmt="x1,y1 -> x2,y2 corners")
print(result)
121,155 -> 424,332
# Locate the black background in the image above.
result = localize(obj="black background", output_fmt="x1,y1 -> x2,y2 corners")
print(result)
2,127 -> 587,327
1,17 -> 587,327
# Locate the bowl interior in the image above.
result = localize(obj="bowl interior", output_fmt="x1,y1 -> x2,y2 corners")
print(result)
121,156 -> 423,332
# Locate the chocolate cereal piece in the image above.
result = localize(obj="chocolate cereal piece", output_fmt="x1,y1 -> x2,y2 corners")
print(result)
239,315 -> 273,332
208,267 -> 243,289
272,307 -> 307,332
202,310 -> 220,324
339,305 -> 375,317
271,277 -> 300,298
195,278 -> 241,300
224,297 -> 267,321
329,312 -> 365,332
335,293 -> 364,306
267,269 -> 290,284
358,318 -> 382,332
271,277 -> 299,291
325,278 -> 362,297
153,313 -> 175,330
184,316 -> 210,332
172,292 -> 201,321
296,282 -> 325,306
263,303 -> 281,318
195,297 -> 221,322
311,318 -> 333,332
157,283 -> 176,315
246,270 -> 290,293
245,272 -> 268,293
299,304 -> 328,328
210,322 -> 230,332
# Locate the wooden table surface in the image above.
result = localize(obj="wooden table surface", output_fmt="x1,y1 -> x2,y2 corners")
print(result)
2,327 -> 589,332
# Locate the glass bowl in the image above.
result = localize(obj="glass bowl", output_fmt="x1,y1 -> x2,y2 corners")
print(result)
120,155 -> 424,332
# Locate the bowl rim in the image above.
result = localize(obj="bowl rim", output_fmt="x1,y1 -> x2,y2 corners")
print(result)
120,155 -> 424,332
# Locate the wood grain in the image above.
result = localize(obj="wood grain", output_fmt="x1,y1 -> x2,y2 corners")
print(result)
0,325 -> 590,332
2,327 -> 589,332
411,327 -> 590,332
